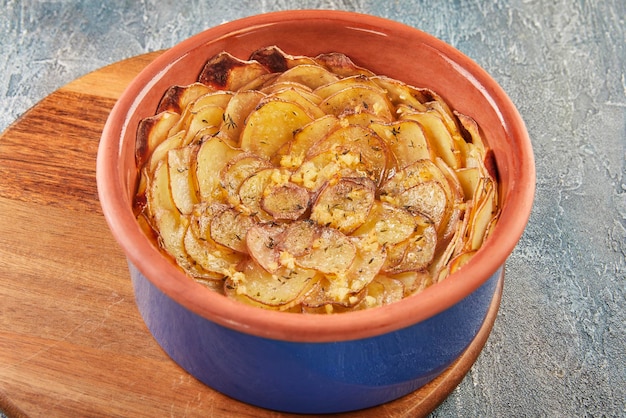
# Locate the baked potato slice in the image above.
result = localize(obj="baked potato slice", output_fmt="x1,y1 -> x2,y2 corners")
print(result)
198,51 -> 270,91
168,100 -> 220,134
240,99 -> 314,159
389,270 -> 432,297
314,52 -> 375,77
148,130 -> 185,173
224,259 -> 318,311
364,276 -> 404,307
195,135 -> 243,202
146,160 -> 200,275
429,101 -> 470,164
433,157 -> 465,242
188,202 -> 250,270
249,45 -> 317,72
219,153 -> 273,205
189,202 -> 229,239
353,201 -> 418,247
310,177 -> 376,234
136,111 -> 180,167
238,168 -> 278,221
370,75 -> 429,111
246,222 -> 287,273
425,99 -> 460,138
339,110 -> 388,127
313,74 -> 385,99
193,276 -> 227,292
290,150 -> 362,192
323,237 -> 387,305
210,207 -> 257,253
274,64 -> 340,90
320,85 -> 394,121
183,225 -> 242,276
380,159 -> 458,236
304,124 -> 390,185
219,90 -> 265,144
157,82 -> 214,114
456,111 -> 486,154
238,168 -> 304,221
179,104 -> 225,146
301,278 -> 365,312
466,177 -> 498,251
190,90 -> 233,111
265,88 -> 325,119
300,279 -> 337,311
381,213 -> 437,274
301,292 -> 361,313
260,80 -> 313,95
369,120 -> 432,170
261,182 -> 310,220
400,109 -> 462,170
449,250 -> 477,274
189,125 -> 221,145
293,226 -> 356,275
277,115 -> 340,168
147,160 -> 177,221
167,145 -> 199,215
276,220 -> 320,257
234,73 -> 280,92
394,181 -> 449,227
379,158 -> 450,199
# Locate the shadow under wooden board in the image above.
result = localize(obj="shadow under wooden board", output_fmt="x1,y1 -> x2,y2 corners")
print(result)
0,51 -> 502,418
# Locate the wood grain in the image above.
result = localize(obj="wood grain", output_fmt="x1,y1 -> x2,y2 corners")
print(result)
0,51 -> 500,417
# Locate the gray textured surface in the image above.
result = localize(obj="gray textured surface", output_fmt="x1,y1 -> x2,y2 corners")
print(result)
1,1 -> 624,416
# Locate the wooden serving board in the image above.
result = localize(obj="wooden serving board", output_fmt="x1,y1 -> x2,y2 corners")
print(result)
0,52 -> 501,418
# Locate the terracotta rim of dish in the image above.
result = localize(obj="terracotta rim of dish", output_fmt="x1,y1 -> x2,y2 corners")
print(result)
97,10 -> 535,342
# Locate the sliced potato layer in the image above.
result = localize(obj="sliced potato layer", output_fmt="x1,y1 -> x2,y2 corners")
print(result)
134,46 -> 499,313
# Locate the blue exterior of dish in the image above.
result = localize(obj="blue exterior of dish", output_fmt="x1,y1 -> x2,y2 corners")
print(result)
129,261 -> 501,414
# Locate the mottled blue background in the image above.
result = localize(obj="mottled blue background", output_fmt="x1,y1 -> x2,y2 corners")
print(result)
1,1 -> 624,416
